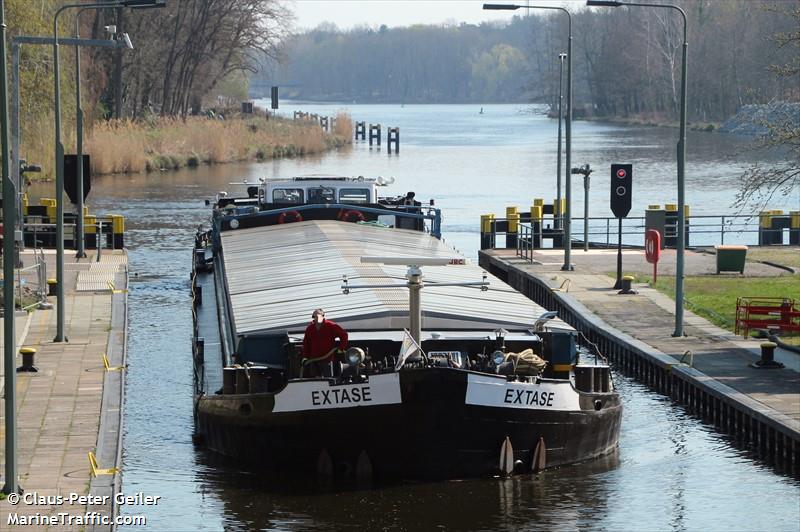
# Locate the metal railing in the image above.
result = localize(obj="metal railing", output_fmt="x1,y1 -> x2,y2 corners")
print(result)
503,214 -> 796,261
0,247 -> 49,311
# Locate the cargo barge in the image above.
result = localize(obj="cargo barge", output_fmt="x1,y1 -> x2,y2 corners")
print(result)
191,175 -> 621,479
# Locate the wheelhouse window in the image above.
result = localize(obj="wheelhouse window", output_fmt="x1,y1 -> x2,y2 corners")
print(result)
272,188 -> 304,204
308,187 -> 335,204
338,188 -> 371,204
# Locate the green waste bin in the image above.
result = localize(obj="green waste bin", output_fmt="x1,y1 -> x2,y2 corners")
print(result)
715,245 -> 747,274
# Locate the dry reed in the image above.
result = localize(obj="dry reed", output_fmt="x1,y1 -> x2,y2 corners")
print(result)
85,113 -> 352,176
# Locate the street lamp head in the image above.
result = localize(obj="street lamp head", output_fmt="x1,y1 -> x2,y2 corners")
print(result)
120,32 -> 133,49
586,0 -> 623,6
558,53 -> 567,59
121,0 -> 166,7
483,4 -> 520,10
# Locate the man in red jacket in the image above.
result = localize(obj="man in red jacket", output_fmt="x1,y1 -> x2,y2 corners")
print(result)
302,308 -> 348,377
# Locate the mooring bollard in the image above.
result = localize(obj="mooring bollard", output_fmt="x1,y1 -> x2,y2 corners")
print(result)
751,341 -> 785,369
249,368 -> 270,393
355,121 -> 366,140
790,210 -> 800,245
222,367 -> 236,394
506,206 -> 519,249
480,214 -> 495,250
369,123 -> 381,146
618,275 -> 637,295
531,205 -> 543,249
235,367 -> 250,394
387,127 -> 400,153
18,347 -> 38,372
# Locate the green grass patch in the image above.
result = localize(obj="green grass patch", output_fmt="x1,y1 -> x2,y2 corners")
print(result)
612,273 -> 800,333
745,247 -> 800,269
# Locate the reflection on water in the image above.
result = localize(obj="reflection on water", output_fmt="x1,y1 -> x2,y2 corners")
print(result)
28,104 -> 798,530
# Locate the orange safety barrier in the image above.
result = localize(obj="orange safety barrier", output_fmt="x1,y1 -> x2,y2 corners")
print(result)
735,297 -> 800,337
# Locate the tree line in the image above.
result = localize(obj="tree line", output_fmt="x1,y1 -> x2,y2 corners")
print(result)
256,0 -> 797,123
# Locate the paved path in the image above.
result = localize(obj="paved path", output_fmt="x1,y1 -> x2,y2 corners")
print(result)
483,248 -> 800,428
0,251 -> 127,531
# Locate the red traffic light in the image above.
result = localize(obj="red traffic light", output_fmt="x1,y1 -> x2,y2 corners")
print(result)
616,169 -> 627,178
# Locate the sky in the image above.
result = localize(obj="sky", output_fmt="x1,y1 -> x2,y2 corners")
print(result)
290,0 -> 541,31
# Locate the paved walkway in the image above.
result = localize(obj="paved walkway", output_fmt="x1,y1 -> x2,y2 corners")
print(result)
483,248 -> 800,428
0,251 -> 127,531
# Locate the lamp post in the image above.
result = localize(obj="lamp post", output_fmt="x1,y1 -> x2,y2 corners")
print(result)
1,0 -> 18,496
52,0 -> 162,342
5,33 -> 130,498
556,52 -> 566,229
587,0 -> 688,337
74,9 -> 88,259
484,3 -> 574,270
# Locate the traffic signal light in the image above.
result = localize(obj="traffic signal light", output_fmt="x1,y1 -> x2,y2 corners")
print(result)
610,163 -> 632,218
271,86 -> 279,110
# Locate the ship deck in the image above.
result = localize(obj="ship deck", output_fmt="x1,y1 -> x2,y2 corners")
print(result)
217,220 -> 565,336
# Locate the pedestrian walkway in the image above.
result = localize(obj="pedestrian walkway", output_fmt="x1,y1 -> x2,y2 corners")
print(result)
481,248 -> 800,428
0,251 -> 127,531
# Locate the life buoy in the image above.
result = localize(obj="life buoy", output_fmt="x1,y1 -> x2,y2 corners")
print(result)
340,209 -> 365,223
278,210 -> 303,224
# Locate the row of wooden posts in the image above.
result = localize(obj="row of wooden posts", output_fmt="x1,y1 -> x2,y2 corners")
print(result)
292,111 -> 337,132
354,121 -> 400,153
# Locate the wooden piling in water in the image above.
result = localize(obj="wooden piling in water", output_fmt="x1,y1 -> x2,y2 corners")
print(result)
369,124 -> 381,146
355,121 -> 366,140
387,127 -> 400,153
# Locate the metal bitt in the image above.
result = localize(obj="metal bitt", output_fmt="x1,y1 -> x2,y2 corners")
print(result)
585,0 -> 688,336
1,0 -> 20,496
407,265 -> 422,343
342,257 -> 489,346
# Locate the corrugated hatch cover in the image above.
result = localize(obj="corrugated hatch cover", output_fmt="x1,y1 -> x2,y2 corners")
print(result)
221,221 -> 554,335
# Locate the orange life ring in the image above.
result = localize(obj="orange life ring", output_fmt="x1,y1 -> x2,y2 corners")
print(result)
340,209 -> 365,223
278,210 -> 303,224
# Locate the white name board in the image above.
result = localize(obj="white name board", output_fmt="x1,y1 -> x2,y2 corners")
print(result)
465,374 -> 581,411
273,373 -> 402,413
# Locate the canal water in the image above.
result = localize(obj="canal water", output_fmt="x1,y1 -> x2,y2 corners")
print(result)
53,104 -> 798,530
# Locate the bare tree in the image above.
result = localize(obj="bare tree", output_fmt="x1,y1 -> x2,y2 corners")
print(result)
734,5 -> 800,210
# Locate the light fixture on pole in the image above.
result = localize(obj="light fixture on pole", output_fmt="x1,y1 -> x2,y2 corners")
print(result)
52,0 -> 163,343
483,3 -> 574,271
587,0 -> 688,337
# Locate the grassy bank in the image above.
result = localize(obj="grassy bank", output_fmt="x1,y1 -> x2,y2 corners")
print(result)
617,273 -> 800,334
85,113 -> 352,175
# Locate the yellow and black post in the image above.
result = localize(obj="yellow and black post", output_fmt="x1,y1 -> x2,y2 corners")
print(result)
84,214 -> 96,249
111,214 -> 124,249
531,204 -> 543,249
505,206 -> 519,249
480,214 -> 495,250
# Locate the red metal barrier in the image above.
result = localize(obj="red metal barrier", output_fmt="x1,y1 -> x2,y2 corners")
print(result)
735,297 -> 800,337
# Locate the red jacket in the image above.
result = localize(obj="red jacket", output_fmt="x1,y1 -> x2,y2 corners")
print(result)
303,319 -> 348,361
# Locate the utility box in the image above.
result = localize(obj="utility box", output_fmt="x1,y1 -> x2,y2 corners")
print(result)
645,206 -> 666,250
715,244 -> 747,274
